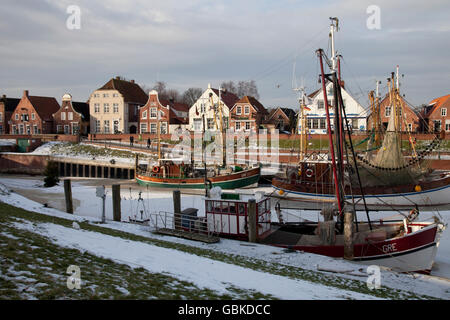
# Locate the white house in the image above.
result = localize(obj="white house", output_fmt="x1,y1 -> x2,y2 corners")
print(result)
300,82 -> 367,134
188,84 -> 239,132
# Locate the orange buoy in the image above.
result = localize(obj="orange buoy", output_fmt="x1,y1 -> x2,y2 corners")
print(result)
414,185 -> 422,192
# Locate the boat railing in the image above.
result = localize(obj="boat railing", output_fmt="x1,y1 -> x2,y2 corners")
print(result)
146,211 -> 220,240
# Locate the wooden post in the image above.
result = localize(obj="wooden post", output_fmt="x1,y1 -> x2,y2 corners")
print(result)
344,211 -> 354,260
112,184 -> 121,222
64,179 -> 73,214
173,190 -> 181,230
248,199 -> 257,243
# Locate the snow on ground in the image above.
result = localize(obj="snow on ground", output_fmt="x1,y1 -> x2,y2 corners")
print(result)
0,139 -> 16,146
1,176 -> 450,299
11,219 -> 374,300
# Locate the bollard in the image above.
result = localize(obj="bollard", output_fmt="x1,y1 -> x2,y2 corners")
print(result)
64,179 -> 73,214
112,184 -> 121,222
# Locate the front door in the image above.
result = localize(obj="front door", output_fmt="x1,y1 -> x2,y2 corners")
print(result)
113,120 -> 119,134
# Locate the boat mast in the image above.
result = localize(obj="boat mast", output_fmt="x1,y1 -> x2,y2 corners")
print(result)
157,108 -> 161,164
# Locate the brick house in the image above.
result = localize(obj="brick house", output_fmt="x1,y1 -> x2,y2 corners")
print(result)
139,90 -> 189,134
10,90 -> 60,134
367,93 -> 420,132
264,107 -> 297,132
229,96 -> 268,132
0,95 -> 20,134
421,94 -> 450,133
53,94 -> 90,135
89,77 -> 148,134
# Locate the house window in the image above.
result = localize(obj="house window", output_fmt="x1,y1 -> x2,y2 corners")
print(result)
150,123 -> 157,133
0,112 -> 2,122
64,125 -> 69,134
94,103 -> 100,113
26,125 -> 31,134
33,125 -> 38,134
150,107 -> 157,119
57,125 -> 63,133
61,112 -> 66,120
434,120 -> 441,132
150,101 -> 157,107
72,123 -> 79,135
442,108 -> 447,117
194,119 -> 202,131
15,114 -> 19,120
200,103 -> 206,113
236,106 -> 242,115
104,120 -> 110,133
207,118 -> 214,130
307,119 -> 312,129
103,93 -> 109,98
161,122 -> 167,134
385,106 -> 391,117
113,93 -> 118,98
245,122 -> 251,130
12,125 -> 17,134
142,110 -> 147,119
352,119 -> 358,130
104,103 -> 110,113
319,118 -> 326,129
0,124 -> 3,134
445,120 -> 450,132
93,93 -> 99,98
19,124 -> 24,134
318,100 -> 324,109
113,103 -> 119,113
95,120 -> 101,133
236,122 -> 241,130
140,123 -> 147,133
68,112 -> 73,121
312,119 -> 319,129
31,113 -> 35,120
244,106 -> 250,115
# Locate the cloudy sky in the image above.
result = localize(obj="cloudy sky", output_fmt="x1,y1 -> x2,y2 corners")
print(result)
0,0 -> 449,110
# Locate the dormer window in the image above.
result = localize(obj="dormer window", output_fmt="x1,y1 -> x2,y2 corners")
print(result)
442,108 -> 447,117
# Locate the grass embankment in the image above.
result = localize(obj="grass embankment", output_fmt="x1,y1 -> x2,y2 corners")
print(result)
0,201 -> 437,300
50,143 -> 154,161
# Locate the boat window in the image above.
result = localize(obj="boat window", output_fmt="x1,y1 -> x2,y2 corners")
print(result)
238,203 -> 246,215
221,202 -> 229,213
206,201 -> 213,212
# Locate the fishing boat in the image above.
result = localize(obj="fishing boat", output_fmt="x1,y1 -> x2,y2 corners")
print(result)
271,19 -> 450,210
136,87 -> 260,190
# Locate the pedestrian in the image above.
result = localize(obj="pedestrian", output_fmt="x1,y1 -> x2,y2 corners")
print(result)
130,135 -> 134,146
147,138 -> 151,149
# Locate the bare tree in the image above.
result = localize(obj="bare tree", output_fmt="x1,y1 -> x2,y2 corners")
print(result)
182,88 -> 203,106
152,81 -> 167,96
237,80 -> 259,99
220,81 -> 238,96
165,88 -> 181,102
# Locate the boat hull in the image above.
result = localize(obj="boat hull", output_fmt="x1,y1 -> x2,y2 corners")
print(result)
270,222 -> 442,273
271,174 -> 450,209
136,167 -> 260,189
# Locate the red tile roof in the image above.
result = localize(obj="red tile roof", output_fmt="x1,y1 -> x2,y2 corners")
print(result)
28,96 -> 61,121
211,88 -> 239,108
424,94 -> 450,117
160,99 -> 190,125
234,96 -> 268,114
98,78 -> 148,104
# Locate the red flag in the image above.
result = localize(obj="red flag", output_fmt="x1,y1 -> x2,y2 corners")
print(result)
304,106 -> 311,111
195,106 -> 199,115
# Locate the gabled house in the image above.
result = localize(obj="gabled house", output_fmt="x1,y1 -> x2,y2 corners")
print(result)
304,82 -> 367,134
421,94 -> 450,133
0,95 -> 20,134
9,90 -> 60,134
188,84 -> 239,132
229,96 -> 268,131
53,94 -> 90,135
264,107 -> 296,133
139,90 -> 189,135
367,93 -> 420,132
89,77 -> 148,134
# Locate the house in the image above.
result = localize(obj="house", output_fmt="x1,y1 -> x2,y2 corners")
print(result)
0,95 -> 20,134
89,77 -> 148,134
367,93 -> 420,132
229,96 -> 268,132
264,107 -> 297,133
421,94 -> 450,133
53,94 -> 90,135
188,84 -> 239,132
9,90 -> 60,134
138,90 -> 190,135
303,82 -> 367,134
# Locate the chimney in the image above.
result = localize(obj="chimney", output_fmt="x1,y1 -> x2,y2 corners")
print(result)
131,80 -> 135,84
208,83 -> 211,89
2,94 -> 6,100
23,90 -> 29,98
